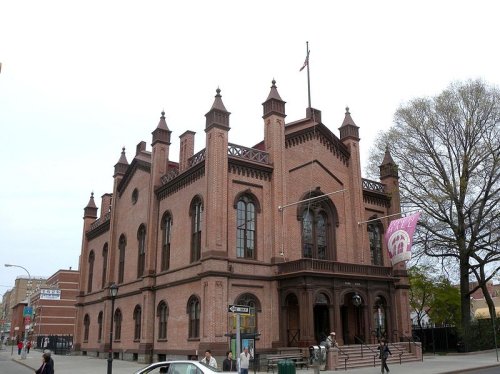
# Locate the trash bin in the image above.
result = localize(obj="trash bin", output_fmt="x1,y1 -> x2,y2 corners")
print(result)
309,346 -> 326,370
277,359 -> 295,374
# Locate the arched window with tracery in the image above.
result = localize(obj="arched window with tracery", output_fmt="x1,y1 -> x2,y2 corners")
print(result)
157,301 -> 168,340
299,191 -> 337,260
83,314 -> 90,342
97,311 -> 103,341
118,235 -> 126,283
137,225 -> 146,277
87,251 -> 95,293
368,219 -> 383,265
236,194 -> 257,259
133,305 -> 142,341
235,293 -> 261,333
114,308 -> 122,340
161,212 -> 172,271
102,243 -> 108,289
187,295 -> 200,338
190,197 -> 203,262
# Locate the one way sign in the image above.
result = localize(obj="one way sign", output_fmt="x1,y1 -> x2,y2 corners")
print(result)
228,304 -> 250,314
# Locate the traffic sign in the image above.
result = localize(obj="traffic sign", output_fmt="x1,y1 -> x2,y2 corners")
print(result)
23,306 -> 33,317
228,304 -> 250,314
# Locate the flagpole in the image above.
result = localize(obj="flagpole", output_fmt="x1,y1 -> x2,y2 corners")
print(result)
357,209 -> 421,225
306,41 -> 311,109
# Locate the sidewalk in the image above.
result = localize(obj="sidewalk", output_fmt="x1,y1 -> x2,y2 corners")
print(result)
2,348 -> 500,374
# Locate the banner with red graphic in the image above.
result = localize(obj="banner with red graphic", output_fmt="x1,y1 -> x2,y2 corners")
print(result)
384,212 -> 420,266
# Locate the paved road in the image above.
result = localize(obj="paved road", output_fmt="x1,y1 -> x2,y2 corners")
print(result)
2,348 -> 500,374
0,350 -> 33,373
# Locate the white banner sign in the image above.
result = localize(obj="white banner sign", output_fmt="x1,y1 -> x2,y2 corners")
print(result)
40,289 -> 61,300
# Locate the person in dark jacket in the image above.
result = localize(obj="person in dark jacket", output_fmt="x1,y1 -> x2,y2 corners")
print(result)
222,350 -> 237,371
377,340 -> 392,373
35,352 -> 54,374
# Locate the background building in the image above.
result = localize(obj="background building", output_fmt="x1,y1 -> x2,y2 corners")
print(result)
5,276 -> 46,341
75,82 -> 411,363
31,269 -> 79,348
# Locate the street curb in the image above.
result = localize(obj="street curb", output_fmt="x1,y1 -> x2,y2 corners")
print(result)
440,363 -> 500,373
11,357 -> 37,371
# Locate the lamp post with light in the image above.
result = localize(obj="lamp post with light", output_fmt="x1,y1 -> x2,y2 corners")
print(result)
4,264 -> 31,359
107,283 -> 119,374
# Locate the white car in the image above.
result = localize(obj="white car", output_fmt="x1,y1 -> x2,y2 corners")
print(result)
135,360 -> 233,374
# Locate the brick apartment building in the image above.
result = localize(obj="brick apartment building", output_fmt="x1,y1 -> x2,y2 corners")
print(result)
30,269 -> 79,344
5,276 -> 46,341
75,81 -> 411,363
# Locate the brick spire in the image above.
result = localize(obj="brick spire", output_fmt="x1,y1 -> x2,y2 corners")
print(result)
205,88 -> 230,130
152,110 -> 172,146
263,79 -> 286,119
379,146 -> 398,179
114,147 -> 129,177
339,106 -> 360,140
83,192 -> 98,219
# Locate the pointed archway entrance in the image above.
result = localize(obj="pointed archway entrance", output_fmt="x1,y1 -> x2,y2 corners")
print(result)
341,292 -> 365,344
285,293 -> 300,346
313,292 -> 330,344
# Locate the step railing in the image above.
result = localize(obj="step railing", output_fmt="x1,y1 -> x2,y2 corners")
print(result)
400,334 -> 423,361
336,345 -> 350,371
354,335 -> 378,367
387,341 -> 404,365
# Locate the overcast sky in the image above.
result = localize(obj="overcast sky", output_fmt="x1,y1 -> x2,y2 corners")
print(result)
1,0 -> 500,298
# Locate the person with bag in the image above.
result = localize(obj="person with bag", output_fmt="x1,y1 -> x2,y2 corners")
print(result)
35,352 -> 54,374
377,340 -> 392,373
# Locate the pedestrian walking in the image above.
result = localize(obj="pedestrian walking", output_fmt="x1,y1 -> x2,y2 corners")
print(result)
35,352 -> 54,374
27,341 -> 32,353
377,340 -> 392,374
223,350 -> 237,371
17,341 -> 23,355
201,349 -> 217,368
239,346 -> 251,374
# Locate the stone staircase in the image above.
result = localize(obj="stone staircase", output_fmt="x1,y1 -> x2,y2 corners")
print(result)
334,342 -> 421,371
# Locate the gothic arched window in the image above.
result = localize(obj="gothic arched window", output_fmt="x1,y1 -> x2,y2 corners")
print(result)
187,295 -> 200,338
157,301 -> 168,340
298,191 -> 338,260
236,194 -> 256,259
161,213 -> 173,271
102,244 -> 108,289
87,251 -> 95,293
118,235 -> 126,283
114,309 -> 122,340
137,225 -> 146,277
190,197 -> 203,262
133,305 -> 142,341
97,311 -> 103,341
235,293 -> 261,333
368,219 -> 383,265
83,314 -> 90,342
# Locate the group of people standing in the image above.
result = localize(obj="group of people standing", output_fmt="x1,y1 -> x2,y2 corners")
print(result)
16,340 -> 32,355
201,346 -> 252,373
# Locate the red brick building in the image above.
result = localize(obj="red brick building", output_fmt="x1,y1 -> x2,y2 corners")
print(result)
31,269 -> 79,342
75,82 -> 411,363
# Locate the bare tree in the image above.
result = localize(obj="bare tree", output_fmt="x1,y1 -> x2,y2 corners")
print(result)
367,80 -> 500,344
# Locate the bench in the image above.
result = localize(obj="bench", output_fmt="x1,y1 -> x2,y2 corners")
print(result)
266,352 -> 309,372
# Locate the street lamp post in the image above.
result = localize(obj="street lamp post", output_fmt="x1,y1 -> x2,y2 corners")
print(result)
107,283 -> 119,374
4,264 -> 31,359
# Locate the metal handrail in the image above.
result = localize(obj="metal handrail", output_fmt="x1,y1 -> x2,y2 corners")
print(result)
335,345 -> 350,371
354,336 -> 378,366
400,334 -> 423,361
387,341 -> 404,365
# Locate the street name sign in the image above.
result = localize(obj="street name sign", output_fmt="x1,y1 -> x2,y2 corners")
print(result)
228,304 -> 250,314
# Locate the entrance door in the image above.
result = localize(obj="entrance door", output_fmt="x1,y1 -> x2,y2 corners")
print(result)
286,294 -> 300,346
313,293 -> 330,344
340,293 -> 365,344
